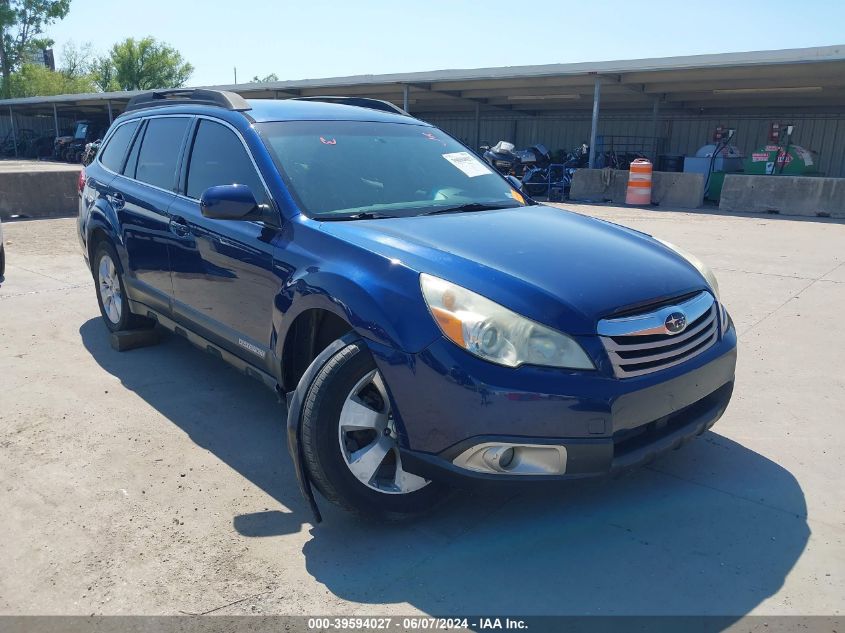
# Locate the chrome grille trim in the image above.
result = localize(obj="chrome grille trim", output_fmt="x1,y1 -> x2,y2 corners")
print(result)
602,309 -> 717,352
597,291 -> 714,338
599,292 -> 718,378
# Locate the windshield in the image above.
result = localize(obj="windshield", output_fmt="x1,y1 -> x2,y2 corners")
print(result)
74,122 -> 89,140
256,120 -> 528,219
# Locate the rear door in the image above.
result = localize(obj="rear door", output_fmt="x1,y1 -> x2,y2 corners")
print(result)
109,115 -> 192,313
82,118 -> 139,230
167,117 -> 279,367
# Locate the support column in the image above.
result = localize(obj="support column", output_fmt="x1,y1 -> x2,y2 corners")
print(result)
107,100 -> 113,124
8,106 -> 17,158
651,97 -> 660,159
53,103 -> 60,137
588,77 -> 601,168
474,102 -> 481,151
402,84 -> 410,113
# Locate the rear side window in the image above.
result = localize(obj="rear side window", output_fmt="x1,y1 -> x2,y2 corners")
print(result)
99,121 -> 139,172
186,119 -> 267,203
134,117 -> 191,190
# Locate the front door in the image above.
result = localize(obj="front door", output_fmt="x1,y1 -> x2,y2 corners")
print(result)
167,118 -> 280,368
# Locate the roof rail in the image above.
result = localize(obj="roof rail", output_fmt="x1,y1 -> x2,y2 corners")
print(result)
291,96 -> 410,116
125,89 -> 251,112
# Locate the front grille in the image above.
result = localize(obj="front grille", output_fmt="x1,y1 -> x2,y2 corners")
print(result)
598,291 -> 719,378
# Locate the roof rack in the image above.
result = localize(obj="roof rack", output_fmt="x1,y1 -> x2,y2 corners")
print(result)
125,89 -> 251,112
291,96 -> 410,116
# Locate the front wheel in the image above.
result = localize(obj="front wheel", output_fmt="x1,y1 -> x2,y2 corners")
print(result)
300,341 -> 446,518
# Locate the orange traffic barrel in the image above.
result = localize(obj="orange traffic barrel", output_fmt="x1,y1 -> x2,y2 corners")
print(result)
625,158 -> 653,205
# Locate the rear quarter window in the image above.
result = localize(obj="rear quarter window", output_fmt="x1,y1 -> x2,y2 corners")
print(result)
99,121 -> 139,173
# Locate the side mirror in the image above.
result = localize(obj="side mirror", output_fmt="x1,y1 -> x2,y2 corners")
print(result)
200,184 -> 259,220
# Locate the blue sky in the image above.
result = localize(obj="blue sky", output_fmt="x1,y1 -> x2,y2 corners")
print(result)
46,0 -> 843,86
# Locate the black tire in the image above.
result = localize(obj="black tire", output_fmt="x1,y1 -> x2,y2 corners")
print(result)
523,170 -> 550,197
300,341 -> 446,519
0,245 -> 5,278
92,241 -> 152,332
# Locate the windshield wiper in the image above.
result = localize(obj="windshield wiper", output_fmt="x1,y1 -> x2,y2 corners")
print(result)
319,211 -> 399,221
421,203 -> 515,216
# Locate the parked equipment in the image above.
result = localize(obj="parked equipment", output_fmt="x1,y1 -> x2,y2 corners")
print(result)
684,127 -> 743,200
483,141 -> 551,177
58,120 -> 106,162
521,143 -> 589,198
744,125 -> 816,176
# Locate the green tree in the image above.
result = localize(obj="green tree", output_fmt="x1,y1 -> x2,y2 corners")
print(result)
7,61 -> 94,96
250,73 -> 278,83
58,38 -> 92,78
105,37 -> 193,91
90,54 -> 117,92
0,0 -> 71,97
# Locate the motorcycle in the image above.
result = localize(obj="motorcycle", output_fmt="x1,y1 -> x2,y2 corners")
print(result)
521,143 -> 589,198
81,139 -> 102,166
482,141 -> 551,178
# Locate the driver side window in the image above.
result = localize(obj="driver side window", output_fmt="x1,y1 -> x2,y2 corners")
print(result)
186,119 -> 268,204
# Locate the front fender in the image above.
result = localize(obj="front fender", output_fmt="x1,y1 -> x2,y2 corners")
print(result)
274,266 -> 441,358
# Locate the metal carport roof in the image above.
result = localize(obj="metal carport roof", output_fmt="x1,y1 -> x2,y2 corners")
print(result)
2,45 -> 845,167
1,44 -> 844,116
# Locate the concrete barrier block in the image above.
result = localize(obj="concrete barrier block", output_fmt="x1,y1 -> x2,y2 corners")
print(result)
720,174 -> 845,218
569,169 -> 704,208
650,172 -> 705,208
569,169 -> 628,203
0,164 -> 81,220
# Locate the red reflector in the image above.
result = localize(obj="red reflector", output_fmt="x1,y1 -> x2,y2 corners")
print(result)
78,168 -> 86,193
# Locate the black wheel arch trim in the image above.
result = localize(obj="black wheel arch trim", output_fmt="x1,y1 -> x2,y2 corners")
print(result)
285,331 -> 364,524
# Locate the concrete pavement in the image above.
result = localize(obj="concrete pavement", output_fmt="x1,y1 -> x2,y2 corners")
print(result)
0,206 -> 842,616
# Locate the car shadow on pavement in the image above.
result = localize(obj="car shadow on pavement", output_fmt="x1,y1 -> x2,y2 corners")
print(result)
304,436 -> 810,616
80,317 -> 810,616
80,317 -> 311,536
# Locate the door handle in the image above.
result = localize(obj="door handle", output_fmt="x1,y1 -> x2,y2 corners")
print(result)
106,192 -> 125,209
169,215 -> 191,237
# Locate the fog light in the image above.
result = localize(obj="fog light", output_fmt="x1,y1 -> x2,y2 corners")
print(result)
482,446 -> 515,471
453,442 -> 567,475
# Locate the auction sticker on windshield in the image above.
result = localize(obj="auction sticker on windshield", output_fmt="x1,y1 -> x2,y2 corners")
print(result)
442,151 -> 493,177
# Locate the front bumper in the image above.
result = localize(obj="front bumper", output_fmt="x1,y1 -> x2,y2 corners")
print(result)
372,326 -> 737,485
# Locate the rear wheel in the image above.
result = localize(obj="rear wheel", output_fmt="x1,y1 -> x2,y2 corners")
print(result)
93,242 -> 152,332
300,341 -> 446,518
523,170 -> 550,197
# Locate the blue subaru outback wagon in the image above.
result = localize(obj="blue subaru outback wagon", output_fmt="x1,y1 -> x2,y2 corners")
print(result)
78,89 -> 737,520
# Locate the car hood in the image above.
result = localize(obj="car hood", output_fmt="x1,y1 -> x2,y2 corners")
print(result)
319,205 -> 709,335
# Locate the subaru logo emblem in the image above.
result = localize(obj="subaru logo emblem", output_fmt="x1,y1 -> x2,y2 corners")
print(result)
665,311 -> 687,334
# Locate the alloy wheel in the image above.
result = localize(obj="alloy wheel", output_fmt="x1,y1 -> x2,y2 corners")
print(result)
98,254 -> 123,325
337,369 -> 429,494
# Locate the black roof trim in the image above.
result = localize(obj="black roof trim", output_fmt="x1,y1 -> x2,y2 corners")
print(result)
291,96 -> 410,116
125,89 -> 251,112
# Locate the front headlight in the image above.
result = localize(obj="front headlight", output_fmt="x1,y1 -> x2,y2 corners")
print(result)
420,274 -> 594,370
655,238 -> 720,300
